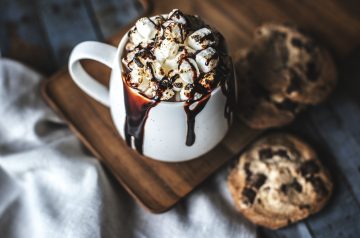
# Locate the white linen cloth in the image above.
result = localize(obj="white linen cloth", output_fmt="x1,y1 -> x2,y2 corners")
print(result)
0,58 -> 256,238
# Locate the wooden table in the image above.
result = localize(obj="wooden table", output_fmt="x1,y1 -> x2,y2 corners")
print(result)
1,0 -> 360,237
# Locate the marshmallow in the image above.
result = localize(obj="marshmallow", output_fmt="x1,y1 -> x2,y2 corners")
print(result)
179,58 -> 200,84
137,76 -> 151,92
163,48 -> 185,73
161,88 -> 175,100
152,15 -> 165,26
187,28 -> 215,50
129,64 -> 152,85
154,38 -> 179,62
180,84 -> 193,101
198,72 -> 216,91
151,61 -> 165,80
128,28 -> 144,46
123,9 -> 224,101
168,9 -> 187,25
136,17 -> 157,40
144,87 -> 155,98
172,77 -> 185,92
164,21 -> 185,43
195,47 -> 219,73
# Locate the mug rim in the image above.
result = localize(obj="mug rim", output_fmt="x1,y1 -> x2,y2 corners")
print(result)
116,15 -> 228,106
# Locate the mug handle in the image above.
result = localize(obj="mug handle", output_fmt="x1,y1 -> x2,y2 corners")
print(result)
68,41 -> 118,107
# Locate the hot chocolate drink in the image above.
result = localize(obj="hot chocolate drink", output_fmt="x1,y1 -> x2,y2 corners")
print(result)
121,9 -> 233,153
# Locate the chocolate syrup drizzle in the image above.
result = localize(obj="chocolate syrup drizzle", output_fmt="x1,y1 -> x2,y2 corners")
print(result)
122,74 -> 159,154
220,57 -> 235,125
122,11 -> 234,153
184,95 -> 211,146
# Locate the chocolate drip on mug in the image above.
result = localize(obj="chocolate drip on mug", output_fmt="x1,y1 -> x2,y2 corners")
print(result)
184,95 -> 211,146
122,74 -> 159,154
219,56 -> 235,125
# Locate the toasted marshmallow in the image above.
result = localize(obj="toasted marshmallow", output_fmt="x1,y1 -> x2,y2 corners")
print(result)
179,58 -> 200,84
151,61 -> 165,80
161,88 -> 175,100
187,28 -> 215,50
136,17 -> 157,40
123,9 -> 225,101
129,64 -> 152,84
196,47 -> 219,73
172,77 -> 185,92
168,9 -> 187,25
128,28 -> 144,46
164,21 -> 185,43
180,83 -> 194,101
152,15 -> 165,26
154,38 -> 179,62
199,71 -> 216,91
164,48 -> 185,72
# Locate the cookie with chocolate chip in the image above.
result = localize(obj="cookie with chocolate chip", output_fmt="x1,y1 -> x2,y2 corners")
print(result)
253,24 -> 337,104
236,49 -> 305,129
228,134 -> 333,229
235,23 -> 337,129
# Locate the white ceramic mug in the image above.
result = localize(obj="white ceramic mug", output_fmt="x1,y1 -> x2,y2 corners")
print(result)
68,31 -> 234,162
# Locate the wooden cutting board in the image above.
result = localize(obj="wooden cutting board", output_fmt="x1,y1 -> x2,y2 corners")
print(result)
41,0 -> 360,213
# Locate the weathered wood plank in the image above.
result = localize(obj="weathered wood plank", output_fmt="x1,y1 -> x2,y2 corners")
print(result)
89,0 -> 144,38
0,0 -> 56,73
35,0 -> 100,66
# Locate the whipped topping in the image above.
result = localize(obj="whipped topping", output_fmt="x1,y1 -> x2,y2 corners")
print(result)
122,9 -> 228,101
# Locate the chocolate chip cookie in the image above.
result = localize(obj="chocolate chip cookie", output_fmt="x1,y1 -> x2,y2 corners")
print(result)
235,23 -> 337,129
228,134 -> 333,229
236,49 -> 305,129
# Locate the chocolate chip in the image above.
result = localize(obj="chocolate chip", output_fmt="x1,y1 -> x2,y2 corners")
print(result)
306,62 -> 319,81
300,160 -> 320,177
305,41 -> 317,53
280,184 -> 289,194
249,173 -> 267,189
308,176 -> 329,197
274,149 -> 291,160
251,84 -> 269,99
281,179 -> 302,194
242,188 -> 256,205
244,162 -> 252,180
275,99 -> 298,112
291,38 -> 304,48
259,148 -> 273,160
277,40 -> 289,66
292,179 -> 303,192
299,204 -> 311,210
287,70 -> 302,94
273,31 -> 287,39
